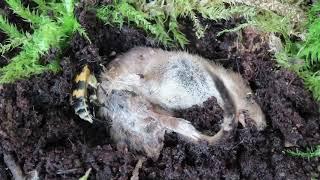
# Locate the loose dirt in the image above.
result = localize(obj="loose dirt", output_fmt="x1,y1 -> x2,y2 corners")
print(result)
0,1 -> 319,179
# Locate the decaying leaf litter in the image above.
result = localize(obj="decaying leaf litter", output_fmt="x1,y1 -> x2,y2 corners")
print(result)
0,0 -> 319,179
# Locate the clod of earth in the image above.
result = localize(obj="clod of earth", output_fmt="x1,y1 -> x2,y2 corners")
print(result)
73,47 -> 267,170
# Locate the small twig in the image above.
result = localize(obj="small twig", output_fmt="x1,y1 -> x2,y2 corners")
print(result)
286,76 -> 296,93
56,168 -> 79,175
130,157 -> 146,180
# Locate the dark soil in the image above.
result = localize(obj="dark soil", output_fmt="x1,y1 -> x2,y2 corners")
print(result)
0,1 -> 320,179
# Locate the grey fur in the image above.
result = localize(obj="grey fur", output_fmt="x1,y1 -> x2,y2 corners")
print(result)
97,47 -> 266,159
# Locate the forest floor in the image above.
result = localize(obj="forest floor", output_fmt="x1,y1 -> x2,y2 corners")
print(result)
0,1 -> 319,179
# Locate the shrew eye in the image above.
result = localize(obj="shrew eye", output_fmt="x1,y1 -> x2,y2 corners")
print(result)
245,92 -> 254,103
137,73 -> 144,79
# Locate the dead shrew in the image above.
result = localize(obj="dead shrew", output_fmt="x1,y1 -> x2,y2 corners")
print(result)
81,47 -> 267,178
96,46 -> 266,157
99,47 -> 266,132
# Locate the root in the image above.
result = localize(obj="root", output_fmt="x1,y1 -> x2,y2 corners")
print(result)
130,157 -> 146,180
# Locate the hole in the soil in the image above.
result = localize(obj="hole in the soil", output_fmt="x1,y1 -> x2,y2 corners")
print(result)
249,81 -> 258,91
163,133 -> 178,147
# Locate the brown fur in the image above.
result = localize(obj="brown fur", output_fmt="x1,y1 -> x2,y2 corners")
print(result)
98,47 -> 266,159
100,47 -> 266,130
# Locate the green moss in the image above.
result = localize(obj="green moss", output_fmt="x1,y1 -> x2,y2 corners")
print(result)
97,1 -> 172,45
0,0 -> 87,83
287,145 -> 320,159
218,10 -> 293,39
298,2 -> 320,66
97,0 -> 279,48
275,2 -> 320,101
